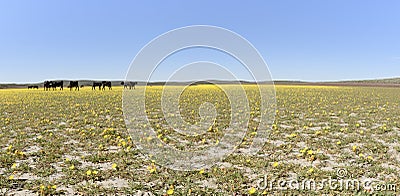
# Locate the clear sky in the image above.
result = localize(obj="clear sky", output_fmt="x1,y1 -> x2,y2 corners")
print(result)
0,0 -> 399,83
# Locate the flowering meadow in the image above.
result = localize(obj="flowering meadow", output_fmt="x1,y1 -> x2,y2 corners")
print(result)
0,85 -> 399,195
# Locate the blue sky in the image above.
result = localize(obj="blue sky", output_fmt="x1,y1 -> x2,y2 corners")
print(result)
0,0 -> 399,83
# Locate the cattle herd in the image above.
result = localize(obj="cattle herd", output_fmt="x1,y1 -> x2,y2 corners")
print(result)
27,81 -> 137,91
91,81 -> 113,91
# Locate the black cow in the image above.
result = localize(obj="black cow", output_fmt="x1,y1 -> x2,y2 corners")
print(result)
52,81 -> 63,90
92,82 -> 103,90
28,85 -> 39,89
102,81 -> 112,90
121,81 -> 137,90
44,81 -> 63,91
69,81 -> 79,91
44,81 -> 53,91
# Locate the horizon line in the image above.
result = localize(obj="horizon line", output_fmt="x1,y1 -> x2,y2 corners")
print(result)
0,76 -> 399,85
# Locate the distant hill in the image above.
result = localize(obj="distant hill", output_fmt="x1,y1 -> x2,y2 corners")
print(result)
0,83 -> 33,89
337,77 -> 400,84
272,78 -> 400,87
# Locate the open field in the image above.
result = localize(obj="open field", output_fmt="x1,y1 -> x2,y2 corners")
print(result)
0,85 -> 399,195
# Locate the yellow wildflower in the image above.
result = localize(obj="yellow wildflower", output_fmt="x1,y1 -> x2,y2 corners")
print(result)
112,163 -> 118,170
352,145 -> 357,152
167,188 -> 174,195
147,163 -> 156,173
199,168 -> 205,174
249,187 -> 257,194
288,133 -> 297,138
300,147 -> 308,154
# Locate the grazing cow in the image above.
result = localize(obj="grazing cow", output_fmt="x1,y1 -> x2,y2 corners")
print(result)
69,81 -> 79,91
121,82 -> 137,89
92,82 -> 103,90
44,81 -> 63,91
80,85 -> 84,88
44,81 -> 53,91
102,81 -> 112,90
51,81 -> 63,90
28,85 -> 39,89
121,81 -> 138,90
